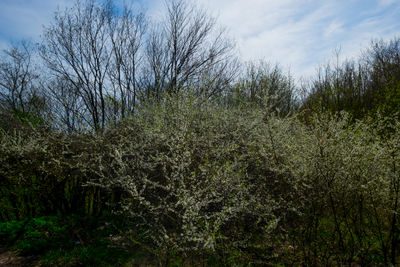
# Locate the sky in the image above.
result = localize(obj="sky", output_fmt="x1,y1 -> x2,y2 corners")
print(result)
0,0 -> 400,81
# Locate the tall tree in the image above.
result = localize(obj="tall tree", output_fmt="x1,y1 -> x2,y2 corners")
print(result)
40,0 -> 146,131
0,41 -> 48,129
229,61 -> 296,115
144,0 -> 235,99
302,38 -> 400,118
0,41 -> 37,114
108,5 -> 146,118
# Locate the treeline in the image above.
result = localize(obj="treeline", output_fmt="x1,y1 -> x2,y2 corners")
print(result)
0,0 -> 237,132
1,97 -> 400,265
1,0 -> 400,265
0,0 -> 399,131
0,0 -> 300,133
302,38 -> 400,119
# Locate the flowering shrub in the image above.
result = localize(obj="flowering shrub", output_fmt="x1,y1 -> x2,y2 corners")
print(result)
1,95 -> 399,264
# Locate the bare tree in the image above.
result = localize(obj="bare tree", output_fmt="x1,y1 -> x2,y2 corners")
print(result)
108,6 -> 146,119
40,0 -> 115,131
45,76 -> 87,132
144,0 -> 235,99
0,41 -> 37,114
230,61 -> 296,114
40,0 -> 146,131
0,41 -> 50,130
302,38 -> 400,118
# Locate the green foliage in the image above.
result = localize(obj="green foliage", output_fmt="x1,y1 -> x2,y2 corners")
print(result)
15,216 -> 72,255
228,61 -> 297,115
98,94 -> 282,258
12,109 -> 45,128
41,244 -> 130,267
1,92 -> 400,264
1,0 -> 399,265
303,38 -> 400,119
1,216 -> 76,254
0,215 -> 132,266
0,219 -> 27,245
0,130 -> 113,220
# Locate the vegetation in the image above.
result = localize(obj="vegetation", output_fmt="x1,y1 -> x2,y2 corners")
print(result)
1,0 -> 400,265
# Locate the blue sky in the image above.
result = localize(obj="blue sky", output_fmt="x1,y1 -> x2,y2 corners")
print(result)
1,0 -> 400,80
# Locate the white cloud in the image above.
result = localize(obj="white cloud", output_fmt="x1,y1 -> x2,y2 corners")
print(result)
324,20 -> 345,37
378,0 -> 397,6
189,0 -> 400,80
1,0 -> 400,82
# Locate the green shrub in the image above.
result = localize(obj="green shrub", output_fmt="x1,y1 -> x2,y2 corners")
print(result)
41,244 -> 130,267
1,93 -> 400,264
0,219 -> 27,245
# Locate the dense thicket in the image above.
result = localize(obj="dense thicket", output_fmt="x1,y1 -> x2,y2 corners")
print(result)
1,0 -> 400,265
302,38 -> 400,119
1,95 -> 400,264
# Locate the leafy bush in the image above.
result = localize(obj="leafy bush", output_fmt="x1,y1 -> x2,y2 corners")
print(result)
15,216 -> 72,254
41,243 -> 130,267
0,219 -> 27,245
0,215 -> 132,265
274,112 -> 399,265
1,94 -> 400,264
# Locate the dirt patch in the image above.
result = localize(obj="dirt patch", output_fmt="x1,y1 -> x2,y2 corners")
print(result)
0,248 -> 40,267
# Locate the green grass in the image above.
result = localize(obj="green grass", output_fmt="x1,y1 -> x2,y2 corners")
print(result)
41,244 -> 130,266
0,215 -> 135,266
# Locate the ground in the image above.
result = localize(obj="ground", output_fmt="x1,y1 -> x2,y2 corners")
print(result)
0,248 -> 39,267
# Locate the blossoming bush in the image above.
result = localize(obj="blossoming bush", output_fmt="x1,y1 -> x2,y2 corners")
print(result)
98,96 -> 283,259
1,94 -> 399,264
